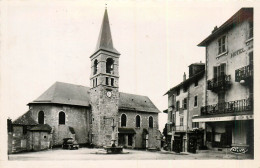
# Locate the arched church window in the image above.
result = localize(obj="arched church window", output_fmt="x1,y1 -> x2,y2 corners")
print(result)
121,114 -> 127,127
59,112 -> 65,125
136,115 -> 140,128
38,111 -> 44,124
94,59 -> 98,75
149,116 -> 153,128
106,58 -> 114,74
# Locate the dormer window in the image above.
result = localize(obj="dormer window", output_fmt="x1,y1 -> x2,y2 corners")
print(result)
106,58 -> 114,74
218,35 -> 227,55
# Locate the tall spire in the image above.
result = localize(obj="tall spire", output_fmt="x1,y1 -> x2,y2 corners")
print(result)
95,8 -> 120,55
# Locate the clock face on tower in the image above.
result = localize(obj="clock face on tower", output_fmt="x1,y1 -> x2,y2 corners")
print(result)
106,91 -> 112,98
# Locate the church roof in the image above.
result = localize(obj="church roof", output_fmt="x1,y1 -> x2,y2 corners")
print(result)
119,92 -> 160,113
12,111 -> 38,126
29,82 -> 91,107
29,82 -> 160,113
92,8 -> 120,56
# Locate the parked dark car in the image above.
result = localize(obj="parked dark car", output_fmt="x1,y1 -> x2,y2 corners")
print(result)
62,138 -> 79,150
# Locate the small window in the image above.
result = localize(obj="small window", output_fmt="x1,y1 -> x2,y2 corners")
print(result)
192,122 -> 199,128
106,58 -> 114,74
249,21 -> 253,39
93,79 -> 95,87
149,116 -> 153,128
111,78 -> 114,86
180,117 -> 184,126
136,115 -> 141,128
121,114 -> 127,127
176,88 -> 180,96
194,79 -> 198,87
194,96 -> 198,107
38,111 -> 44,124
176,101 -> 180,111
183,98 -> 187,110
218,35 -> 226,55
183,85 -> 187,92
96,78 -> 98,86
23,126 -> 27,135
59,112 -> 65,125
93,59 -> 98,75
106,77 -> 109,85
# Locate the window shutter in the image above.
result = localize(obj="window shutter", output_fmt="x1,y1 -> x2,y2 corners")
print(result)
220,63 -> 226,76
213,66 -> 218,78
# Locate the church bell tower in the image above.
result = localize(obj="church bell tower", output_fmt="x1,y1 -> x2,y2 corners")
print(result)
90,8 -> 120,147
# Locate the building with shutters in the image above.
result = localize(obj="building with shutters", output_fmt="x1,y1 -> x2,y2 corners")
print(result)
8,8 -> 161,153
164,63 -> 206,153
193,8 -> 254,155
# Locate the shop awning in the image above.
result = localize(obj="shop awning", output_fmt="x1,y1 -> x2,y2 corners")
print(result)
118,128 -> 136,134
193,114 -> 253,122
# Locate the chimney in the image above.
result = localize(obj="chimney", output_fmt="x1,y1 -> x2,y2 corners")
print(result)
183,72 -> 186,81
212,26 -> 218,34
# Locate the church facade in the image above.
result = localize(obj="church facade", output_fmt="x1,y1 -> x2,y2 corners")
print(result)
8,9 -> 161,153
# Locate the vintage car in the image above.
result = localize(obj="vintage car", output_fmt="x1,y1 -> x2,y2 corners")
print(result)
62,138 -> 79,150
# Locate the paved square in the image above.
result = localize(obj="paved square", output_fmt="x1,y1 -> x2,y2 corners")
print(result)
8,148 -> 253,160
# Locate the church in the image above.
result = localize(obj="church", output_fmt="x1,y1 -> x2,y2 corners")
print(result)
8,9 -> 161,153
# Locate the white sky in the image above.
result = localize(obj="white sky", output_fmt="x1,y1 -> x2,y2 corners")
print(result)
0,0 -> 259,132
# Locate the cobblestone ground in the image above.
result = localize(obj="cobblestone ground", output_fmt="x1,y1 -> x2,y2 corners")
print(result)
8,148 -> 253,160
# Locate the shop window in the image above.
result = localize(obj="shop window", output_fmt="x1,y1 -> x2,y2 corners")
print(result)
149,116 -> 153,128
38,111 -> 44,124
121,114 -> 127,127
59,112 -> 65,125
218,35 -> 226,55
93,59 -> 98,75
106,58 -> 114,74
136,115 -> 141,128
194,96 -> 198,107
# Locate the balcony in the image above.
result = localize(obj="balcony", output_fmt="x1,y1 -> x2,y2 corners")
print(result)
174,125 -> 187,132
207,75 -> 231,92
200,98 -> 253,116
235,64 -> 253,82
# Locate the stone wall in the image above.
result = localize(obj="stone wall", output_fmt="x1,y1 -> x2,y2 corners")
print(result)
118,110 -> 160,149
29,104 -> 91,146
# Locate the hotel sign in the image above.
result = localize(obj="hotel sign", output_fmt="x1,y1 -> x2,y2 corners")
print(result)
192,114 -> 253,122
231,48 -> 245,58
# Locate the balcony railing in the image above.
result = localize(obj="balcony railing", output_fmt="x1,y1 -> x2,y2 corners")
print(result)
235,64 -> 253,82
201,98 -> 253,116
174,125 -> 187,132
207,75 -> 231,92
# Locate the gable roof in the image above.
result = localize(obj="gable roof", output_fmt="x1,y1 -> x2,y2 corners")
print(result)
198,8 -> 253,46
30,124 -> 52,132
164,70 -> 205,95
119,92 -> 160,113
29,82 -> 160,113
12,111 -> 38,126
29,82 -> 91,107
